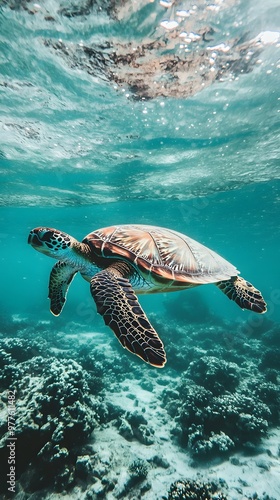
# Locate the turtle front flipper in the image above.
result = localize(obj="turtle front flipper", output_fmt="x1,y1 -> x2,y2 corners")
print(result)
216,276 -> 267,314
49,261 -> 77,316
90,263 -> 166,368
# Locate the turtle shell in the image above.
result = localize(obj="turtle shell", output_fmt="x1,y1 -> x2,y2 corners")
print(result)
83,224 -> 239,285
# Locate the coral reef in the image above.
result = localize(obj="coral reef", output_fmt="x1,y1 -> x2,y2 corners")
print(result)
163,350 -> 280,458
0,337 -> 46,390
259,348 -> 280,371
167,479 -> 228,500
128,458 -> 150,482
253,382 -> 280,424
0,354 -> 97,492
186,356 -> 240,395
75,454 -> 93,479
68,342 -> 139,391
118,411 -> 155,445
0,311 -> 279,497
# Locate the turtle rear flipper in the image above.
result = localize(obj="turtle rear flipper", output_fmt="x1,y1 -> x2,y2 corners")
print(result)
90,264 -> 166,367
49,261 -> 77,316
216,276 -> 267,313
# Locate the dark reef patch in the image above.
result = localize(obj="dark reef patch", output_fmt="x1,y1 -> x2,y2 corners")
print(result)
0,350 -> 97,493
186,356 -> 240,395
166,478 -> 228,500
0,310 -> 279,496
162,352 -> 280,459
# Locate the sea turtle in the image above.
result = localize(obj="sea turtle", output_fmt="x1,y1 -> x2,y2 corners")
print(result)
28,224 -> 267,367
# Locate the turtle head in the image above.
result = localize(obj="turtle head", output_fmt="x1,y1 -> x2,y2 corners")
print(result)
28,227 -> 74,259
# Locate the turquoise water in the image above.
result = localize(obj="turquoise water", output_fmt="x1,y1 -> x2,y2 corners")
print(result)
1,1 -> 280,499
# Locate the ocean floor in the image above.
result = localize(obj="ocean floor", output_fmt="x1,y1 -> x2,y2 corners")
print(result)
88,373 -> 280,500
0,313 -> 279,499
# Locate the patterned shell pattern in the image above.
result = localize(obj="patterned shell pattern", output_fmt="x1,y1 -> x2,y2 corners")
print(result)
83,225 -> 239,285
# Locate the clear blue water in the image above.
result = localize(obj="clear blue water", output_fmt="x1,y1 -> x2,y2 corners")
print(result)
0,1 -> 280,498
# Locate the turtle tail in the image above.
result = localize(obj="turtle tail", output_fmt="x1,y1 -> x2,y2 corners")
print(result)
216,276 -> 267,314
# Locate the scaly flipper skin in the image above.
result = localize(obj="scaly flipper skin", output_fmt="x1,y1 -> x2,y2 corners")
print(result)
90,263 -> 166,367
216,276 -> 267,313
49,262 -> 77,316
